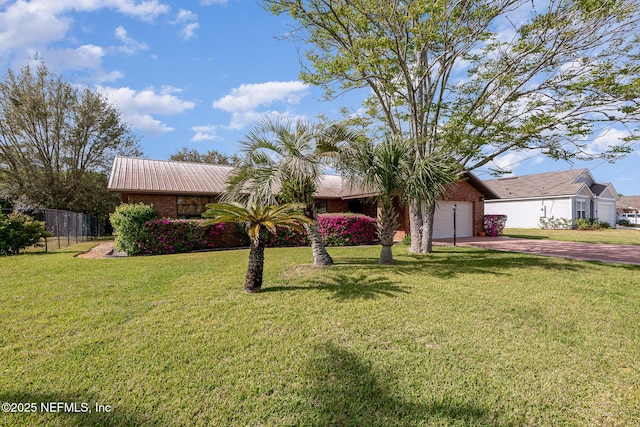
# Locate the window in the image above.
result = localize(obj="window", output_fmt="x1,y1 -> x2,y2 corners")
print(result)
576,200 -> 586,219
177,196 -> 213,218
315,200 -> 327,214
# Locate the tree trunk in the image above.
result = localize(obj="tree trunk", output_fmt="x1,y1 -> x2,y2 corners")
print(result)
377,198 -> 398,264
244,238 -> 265,293
304,220 -> 333,266
421,199 -> 436,253
379,245 -> 394,265
408,199 -> 424,253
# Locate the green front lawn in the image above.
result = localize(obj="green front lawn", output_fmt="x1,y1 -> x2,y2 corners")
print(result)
1,243 -> 639,426
503,227 -> 640,246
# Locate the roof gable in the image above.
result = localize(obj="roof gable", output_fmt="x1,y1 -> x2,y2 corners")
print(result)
483,169 -> 594,199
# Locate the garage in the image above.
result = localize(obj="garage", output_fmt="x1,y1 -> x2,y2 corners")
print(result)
433,201 -> 473,239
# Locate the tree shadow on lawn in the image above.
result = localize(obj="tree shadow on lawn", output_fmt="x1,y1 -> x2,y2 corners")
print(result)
338,248 -> 585,279
301,341 -> 507,426
263,271 -> 411,300
268,249 -> 588,298
0,390 -> 148,426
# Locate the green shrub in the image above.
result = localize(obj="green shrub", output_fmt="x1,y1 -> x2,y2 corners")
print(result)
617,219 -> 630,227
110,203 -> 159,255
599,221 -> 611,229
575,217 -> 600,230
0,212 -> 51,255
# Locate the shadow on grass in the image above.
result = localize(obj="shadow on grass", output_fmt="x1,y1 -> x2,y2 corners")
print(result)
335,248 -> 586,279
302,341 -> 503,426
0,391 -> 148,426
264,272 -> 410,300
501,234 -> 550,240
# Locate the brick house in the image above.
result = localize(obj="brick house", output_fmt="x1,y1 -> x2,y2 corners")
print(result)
107,156 -> 497,239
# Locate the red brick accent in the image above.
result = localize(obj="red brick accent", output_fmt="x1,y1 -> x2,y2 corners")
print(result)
326,199 -> 349,213
440,180 -> 485,237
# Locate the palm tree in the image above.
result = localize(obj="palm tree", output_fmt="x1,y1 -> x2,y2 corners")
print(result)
340,137 -> 409,264
202,202 -> 311,293
224,116 -> 357,266
341,137 -> 460,263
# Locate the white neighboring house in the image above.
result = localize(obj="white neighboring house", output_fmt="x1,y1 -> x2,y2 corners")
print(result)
483,169 -> 618,228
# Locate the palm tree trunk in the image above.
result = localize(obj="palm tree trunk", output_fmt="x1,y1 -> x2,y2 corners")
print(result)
379,245 -> 394,264
244,238 -> 265,293
303,220 -> 333,266
378,198 -> 398,264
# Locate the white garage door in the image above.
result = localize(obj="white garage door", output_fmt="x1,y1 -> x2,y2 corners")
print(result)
598,202 -> 615,226
433,201 -> 473,239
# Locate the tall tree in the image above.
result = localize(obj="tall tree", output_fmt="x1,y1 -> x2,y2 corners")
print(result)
202,202 -> 311,293
0,61 -> 142,217
170,147 -> 241,165
266,0 -> 640,253
225,116 -> 356,266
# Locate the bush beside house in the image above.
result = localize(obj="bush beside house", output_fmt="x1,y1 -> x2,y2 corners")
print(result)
484,214 -> 507,237
264,213 -> 377,247
110,203 -> 159,255
136,220 -> 248,255
110,204 -> 378,256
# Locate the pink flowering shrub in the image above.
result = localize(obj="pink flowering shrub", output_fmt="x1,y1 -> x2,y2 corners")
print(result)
264,213 -> 377,247
124,213 -> 377,255
319,213 -> 377,246
135,219 -> 248,255
483,214 -> 507,237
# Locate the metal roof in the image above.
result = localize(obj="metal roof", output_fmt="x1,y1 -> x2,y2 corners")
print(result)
108,156 -> 498,200
108,156 -> 353,198
108,156 -> 234,195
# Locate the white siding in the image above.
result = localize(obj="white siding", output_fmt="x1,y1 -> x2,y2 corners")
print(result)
433,201 -> 473,238
485,198 -> 574,228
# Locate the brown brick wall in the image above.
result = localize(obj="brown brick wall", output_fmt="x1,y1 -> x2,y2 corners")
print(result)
124,194 -> 178,218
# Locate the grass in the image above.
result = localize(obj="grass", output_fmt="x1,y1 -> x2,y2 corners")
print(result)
1,242 -> 639,426
503,227 -> 640,246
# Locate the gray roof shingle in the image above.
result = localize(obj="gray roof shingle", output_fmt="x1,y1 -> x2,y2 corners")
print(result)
483,169 -> 593,199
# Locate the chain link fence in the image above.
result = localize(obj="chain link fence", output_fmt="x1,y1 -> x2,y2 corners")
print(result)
1,208 -> 101,252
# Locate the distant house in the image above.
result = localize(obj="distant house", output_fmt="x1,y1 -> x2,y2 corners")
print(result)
617,195 -> 640,215
107,156 -> 498,239
483,169 -> 618,228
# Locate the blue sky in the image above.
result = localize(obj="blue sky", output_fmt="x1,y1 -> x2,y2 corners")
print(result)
1,0 -> 639,196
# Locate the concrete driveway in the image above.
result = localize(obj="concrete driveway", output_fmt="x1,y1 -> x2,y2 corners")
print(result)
435,237 -> 640,266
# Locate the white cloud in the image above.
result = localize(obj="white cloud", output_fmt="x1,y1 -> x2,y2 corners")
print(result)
173,9 -> 199,40
97,85 -> 196,135
200,0 -> 228,5
46,44 -> 105,70
176,9 -> 198,22
113,26 -> 149,55
0,0 -> 168,68
213,81 -> 310,129
180,22 -> 200,40
586,128 -> 632,155
191,125 -> 220,142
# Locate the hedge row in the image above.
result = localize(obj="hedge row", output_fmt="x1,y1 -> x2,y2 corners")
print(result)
110,203 -> 378,256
